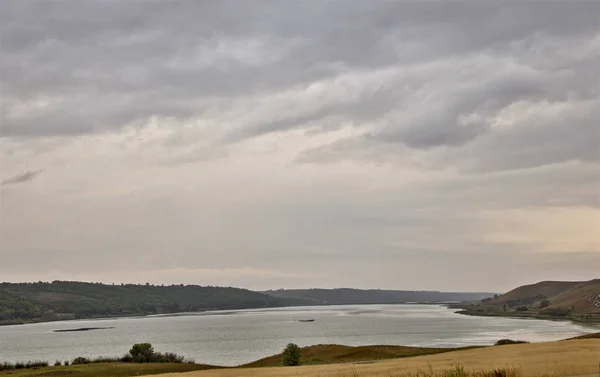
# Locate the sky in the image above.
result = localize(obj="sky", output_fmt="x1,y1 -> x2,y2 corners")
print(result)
0,1 -> 598,293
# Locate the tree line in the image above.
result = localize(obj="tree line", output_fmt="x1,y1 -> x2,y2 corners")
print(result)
0,281 -> 307,323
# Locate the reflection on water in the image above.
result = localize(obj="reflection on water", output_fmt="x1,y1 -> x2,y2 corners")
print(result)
0,304 -> 596,366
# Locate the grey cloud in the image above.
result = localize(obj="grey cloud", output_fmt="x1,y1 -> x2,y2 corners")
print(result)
373,114 -> 489,149
455,103 -> 600,173
299,68 -> 598,172
2,1 -> 598,139
1,170 -> 44,186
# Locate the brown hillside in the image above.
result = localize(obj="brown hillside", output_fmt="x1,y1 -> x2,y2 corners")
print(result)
488,281 -> 579,306
481,279 -> 600,315
545,279 -> 600,313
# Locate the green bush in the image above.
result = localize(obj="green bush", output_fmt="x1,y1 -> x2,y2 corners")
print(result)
28,361 -> 48,368
124,343 -> 188,363
281,343 -> 301,366
0,343 -> 189,370
155,352 -> 185,363
91,356 -> 122,363
71,357 -> 90,365
129,343 -> 155,363
539,307 -> 570,316
0,361 -> 15,371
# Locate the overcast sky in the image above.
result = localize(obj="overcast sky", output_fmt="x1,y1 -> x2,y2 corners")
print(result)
1,1 -> 598,292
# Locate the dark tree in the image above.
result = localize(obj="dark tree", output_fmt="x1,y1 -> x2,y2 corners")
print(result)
129,343 -> 155,363
281,343 -> 301,366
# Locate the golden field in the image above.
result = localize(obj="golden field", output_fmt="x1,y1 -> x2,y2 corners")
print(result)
151,338 -> 600,377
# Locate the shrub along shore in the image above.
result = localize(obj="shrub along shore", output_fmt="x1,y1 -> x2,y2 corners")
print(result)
0,343 -> 193,372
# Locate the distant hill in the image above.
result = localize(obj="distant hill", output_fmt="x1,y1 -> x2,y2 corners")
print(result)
263,288 -> 497,305
0,281 -> 499,325
456,279 -> 600,323
0,281 -> 311,325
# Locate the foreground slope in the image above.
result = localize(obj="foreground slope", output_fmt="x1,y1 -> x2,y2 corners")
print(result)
149,338 -> 600,377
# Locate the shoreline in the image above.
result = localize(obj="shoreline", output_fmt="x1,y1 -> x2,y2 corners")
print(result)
450,306 -> 600,327
1,334 -> 598,376
0,301 -> 459,327
4,302 -> 599,329
0,344 -> 481,371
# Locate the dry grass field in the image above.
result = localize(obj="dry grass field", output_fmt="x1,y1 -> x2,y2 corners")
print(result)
151,339 -> 600,377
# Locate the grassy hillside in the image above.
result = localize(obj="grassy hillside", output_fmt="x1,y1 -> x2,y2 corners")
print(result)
241,344 -> 481,368
485,281 -> 580,305
264,288 -> 496,305
0,281 -> 310,324
456,279 -> 600,323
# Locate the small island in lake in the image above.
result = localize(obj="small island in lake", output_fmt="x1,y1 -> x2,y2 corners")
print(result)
53,327 -> 115,333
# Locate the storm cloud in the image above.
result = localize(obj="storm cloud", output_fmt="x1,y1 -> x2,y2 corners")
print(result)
1,1 -> 598,291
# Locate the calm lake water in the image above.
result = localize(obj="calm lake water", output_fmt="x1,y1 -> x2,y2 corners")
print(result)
0,304 -> 597,366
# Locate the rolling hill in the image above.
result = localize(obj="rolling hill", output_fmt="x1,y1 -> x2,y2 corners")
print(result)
1,281 -> 499,325
456,279 -> 600,322
264,288 -> 496,305
0,281 -> 311,325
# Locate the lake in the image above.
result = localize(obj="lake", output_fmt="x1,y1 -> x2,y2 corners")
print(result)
0,304 -> 596,366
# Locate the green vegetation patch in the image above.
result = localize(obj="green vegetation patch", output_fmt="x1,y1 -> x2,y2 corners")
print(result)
0,363 -> 217,377
242,344 -> 483,368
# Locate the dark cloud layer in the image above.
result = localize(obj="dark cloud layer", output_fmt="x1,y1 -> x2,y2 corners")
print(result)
2,1 -> 598,143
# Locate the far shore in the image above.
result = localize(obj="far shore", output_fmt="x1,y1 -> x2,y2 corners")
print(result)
3,301 -> 598,329
448,304 -> 600,326
0,301 -> 462,327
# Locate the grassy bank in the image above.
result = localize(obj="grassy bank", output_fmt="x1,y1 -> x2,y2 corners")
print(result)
0,363 -> 218,377
454,307 -> 600,325
0,345 -> 467,376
